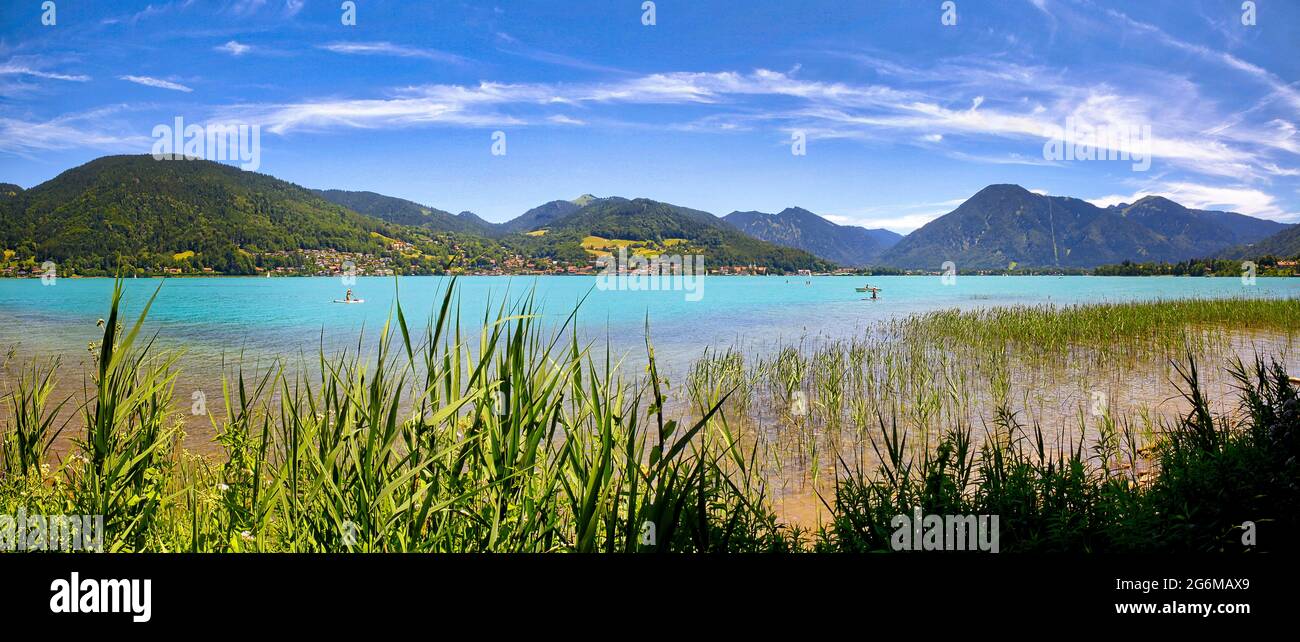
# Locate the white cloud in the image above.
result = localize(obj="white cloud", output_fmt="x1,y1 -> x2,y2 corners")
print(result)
1089,182 -> 1297,222
0,106 -> 150,156
207,66 -> 1292,187
216,41 -> 251,56
827,198 -> 970,233
0,62 -> 89,82
841,211 -> 950,233
1103,8 -> 1300,114
119,75 -> 193,92
284,0 -> 304,16
231,0 -> 267,16
318,42 -> 468,65
547,115 -> 586,126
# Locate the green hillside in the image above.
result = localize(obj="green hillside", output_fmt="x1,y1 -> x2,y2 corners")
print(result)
507,197 -> 833,272
0,156 -> 502,276
313,188 -> 501,237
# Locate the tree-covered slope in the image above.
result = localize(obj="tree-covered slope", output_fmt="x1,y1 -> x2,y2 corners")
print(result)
878,185 -> 1290,270
313,188 -> 501,236
512,197 -> 834,271
724,207 -> 901,267
0,155 -> 445,273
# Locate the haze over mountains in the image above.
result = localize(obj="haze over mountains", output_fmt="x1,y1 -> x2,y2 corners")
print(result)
2,156 -> 1296,276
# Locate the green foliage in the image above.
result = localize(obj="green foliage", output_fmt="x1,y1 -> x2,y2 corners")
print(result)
1,278 -> 788,552
519,197 -> 834,272
2,281 -> 1295,553
314,189 -> 501,237
0,156 -> 510,276
821,354 -> 1299,552
1095,257 -> 1299,276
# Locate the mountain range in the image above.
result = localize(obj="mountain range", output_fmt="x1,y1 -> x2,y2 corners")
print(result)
1,156 -> 1295,276
878,185 -> 1292,269
0,156 -> 829,275
724,207 -> 902,267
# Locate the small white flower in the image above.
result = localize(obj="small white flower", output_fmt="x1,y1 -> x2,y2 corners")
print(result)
217,483 -> 230,492
240,530 -> 253,541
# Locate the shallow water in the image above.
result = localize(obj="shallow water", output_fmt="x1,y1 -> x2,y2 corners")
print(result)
2,274 -> 1297,525
3,274 -> 1296,375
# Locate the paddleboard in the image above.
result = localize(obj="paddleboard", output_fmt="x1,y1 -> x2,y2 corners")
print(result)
332,299 -> 365,304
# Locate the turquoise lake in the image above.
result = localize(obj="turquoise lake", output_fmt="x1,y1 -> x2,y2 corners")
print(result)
2,275 -> 1298,380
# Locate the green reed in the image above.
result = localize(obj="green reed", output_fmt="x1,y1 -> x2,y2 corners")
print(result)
2,287 -> 1296,552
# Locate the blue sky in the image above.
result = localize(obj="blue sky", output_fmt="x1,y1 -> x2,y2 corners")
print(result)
2,0 -> 1298,232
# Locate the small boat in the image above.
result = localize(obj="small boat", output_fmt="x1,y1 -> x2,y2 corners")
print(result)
857,285 -> 882,300
332,299 -> 365,304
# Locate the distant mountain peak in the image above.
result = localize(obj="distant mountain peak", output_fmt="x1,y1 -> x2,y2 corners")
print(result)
776,206 -> 817,218
571,194 -> 598,207
879,184 -> 1291,269
723,206 -> 902,267
1128,195 -> 1181,208
973,183 -> 1033,197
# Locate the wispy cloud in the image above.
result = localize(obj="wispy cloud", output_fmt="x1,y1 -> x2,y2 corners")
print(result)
119,75 -> 193,92
318,42 -> 469,65
0,106 -> 151,156
230,0 -> 267,16
825,198 -> 969,233
1089,182 -> 1298,222
102,0 -> 196,26
547,115 -> 586,126
1100,7 -> 1300,115
0,62 -> 90,82
213,64 -> 1294,188
494,32 -> 627,75
216,40 -> 251,56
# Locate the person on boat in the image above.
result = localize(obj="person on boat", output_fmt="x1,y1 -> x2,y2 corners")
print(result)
345,288 -> 354,302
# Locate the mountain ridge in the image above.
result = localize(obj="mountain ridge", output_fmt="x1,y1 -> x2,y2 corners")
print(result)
878,185 -> 1291,269
723,207 -> 902,267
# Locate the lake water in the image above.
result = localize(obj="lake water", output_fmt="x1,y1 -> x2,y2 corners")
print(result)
2,275 -> 1298,381
5,274 -> 1298,524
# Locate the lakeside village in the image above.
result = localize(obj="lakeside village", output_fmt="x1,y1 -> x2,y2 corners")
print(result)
4,246 -> 1298,279
1,247 -> 812,279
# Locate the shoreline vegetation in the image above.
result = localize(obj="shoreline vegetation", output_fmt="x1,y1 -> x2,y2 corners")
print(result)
1,279 -> 1297,552
0,263 -> 1298,279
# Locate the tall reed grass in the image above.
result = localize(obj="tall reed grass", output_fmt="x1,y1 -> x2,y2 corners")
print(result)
1,283 -> 1295,552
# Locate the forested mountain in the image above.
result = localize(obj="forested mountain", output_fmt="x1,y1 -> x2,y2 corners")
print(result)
878,185 -> 1290,269
313,188 -> 501,236
499,199 -> 583,233
1,156 -> 830,275
508,197 -> 833,271
0,156 -> 500,275
1219,223 -> 1300,259
724,207 -> 901,266
15,157 -> 1279,277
